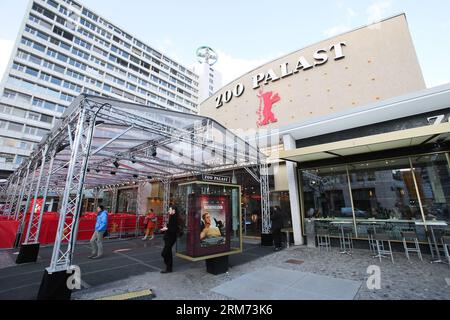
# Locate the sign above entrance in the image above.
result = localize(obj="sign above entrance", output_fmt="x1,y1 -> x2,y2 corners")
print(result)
215,42 -> 347,110
201,174 -> 231,184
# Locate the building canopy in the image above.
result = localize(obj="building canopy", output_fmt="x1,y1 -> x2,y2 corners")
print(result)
9,94 -> 266,191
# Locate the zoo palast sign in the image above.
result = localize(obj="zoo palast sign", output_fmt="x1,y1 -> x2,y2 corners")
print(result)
215,41 -> 347,109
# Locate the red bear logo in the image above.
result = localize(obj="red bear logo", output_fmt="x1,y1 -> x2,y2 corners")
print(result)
256,88 -> 281,127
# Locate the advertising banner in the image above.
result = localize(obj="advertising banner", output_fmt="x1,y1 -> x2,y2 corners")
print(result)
187,194 -> 231,257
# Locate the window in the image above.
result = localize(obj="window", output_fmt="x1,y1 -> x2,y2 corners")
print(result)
57,52 -> 69,63
40,114 -> 53,124
12,108 -> 26,118
0,104 -> 13,114
47,48 -> 58,58
127,83 -> 136,91
43,101 -> 56,111
17,93 -> 31,103
8,122 -> 24,132
54,64 -> 65,74
47,0 -> 59,8
12,62 -> 25,72
32,3 -> 55,20
33,42 -> 46,52
3,90 -> 16,99
28,111 -> 40,121
19,141 -> 30,150
29,55 -> 42,65
74,37 -> 91,50
26,67 -> 39,77
53,26 -> 74,41
0,153 -> 15,164
40,72 -> 51,82
32,98 -> 44,107
37,30 -> 49,41
51,76 -> 62,86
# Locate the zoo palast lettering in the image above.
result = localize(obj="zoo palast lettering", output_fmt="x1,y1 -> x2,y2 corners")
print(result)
215,42 -> 346,108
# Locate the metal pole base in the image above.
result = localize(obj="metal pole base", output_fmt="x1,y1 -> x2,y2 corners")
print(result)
261,233 -> 273,246
205,256 -> 229,275
37,269 -> 72,300
16,243 -> 40,264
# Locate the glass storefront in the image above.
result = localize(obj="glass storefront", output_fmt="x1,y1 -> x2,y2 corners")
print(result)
117,187 -> 138,213
300,152 -> 450,241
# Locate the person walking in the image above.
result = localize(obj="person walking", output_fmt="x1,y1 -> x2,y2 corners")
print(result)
142,208 -> 157,240
271,206 -> 283,251
89,205 -> 108,259
160,206 -> 178,273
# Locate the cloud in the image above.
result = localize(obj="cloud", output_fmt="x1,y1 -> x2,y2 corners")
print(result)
324,7 -> 357,37
367,1 -> 392,25
0,39 -> 14,81
213,50 -> 283,86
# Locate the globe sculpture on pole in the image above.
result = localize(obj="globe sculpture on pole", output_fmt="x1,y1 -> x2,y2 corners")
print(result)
196,46 -> 218,66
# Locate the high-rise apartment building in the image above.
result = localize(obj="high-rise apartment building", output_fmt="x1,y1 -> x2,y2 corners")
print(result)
0,0 -> 200,178
193,62 -> 222,103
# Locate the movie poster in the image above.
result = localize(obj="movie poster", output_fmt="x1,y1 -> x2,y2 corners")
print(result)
199,197 -> 226,248
186,194 -> 231,257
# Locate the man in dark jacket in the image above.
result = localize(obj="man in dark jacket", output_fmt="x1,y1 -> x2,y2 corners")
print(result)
160,206 -> 178,273
271,206 -> 283,251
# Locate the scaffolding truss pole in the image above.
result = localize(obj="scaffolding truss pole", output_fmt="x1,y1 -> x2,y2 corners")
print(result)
111,187 -> 118,213
23,147 -> 47,243
260,163 -> 271,234
135,181 -> 146,237
4,173 -> 19,217
34,152 -> 56,243
14,164 -> 31,221
25,147 -> 52,244
48,104 -> 97,273
162,179 -> 171,225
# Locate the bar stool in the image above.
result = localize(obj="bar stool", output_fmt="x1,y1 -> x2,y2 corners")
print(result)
339,226 -> 353,254
442,236 -> 450,266
401,231 -> 423,261
373,233 -> 394,263
316,228 -> 331,252
426,229 -> 444,262
367,229 -> 378,254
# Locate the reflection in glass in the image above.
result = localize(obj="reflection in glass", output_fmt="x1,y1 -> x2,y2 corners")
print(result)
348,158 -> 421,221
117,187 -> 137,213
412,153 -> 450,233
302,166 -> 353,219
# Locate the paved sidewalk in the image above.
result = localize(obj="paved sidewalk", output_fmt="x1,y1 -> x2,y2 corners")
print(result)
0,237 -> 272,300
73,245 -> 450,300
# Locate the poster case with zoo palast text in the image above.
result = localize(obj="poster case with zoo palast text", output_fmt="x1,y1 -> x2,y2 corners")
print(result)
176,181 -> 242,261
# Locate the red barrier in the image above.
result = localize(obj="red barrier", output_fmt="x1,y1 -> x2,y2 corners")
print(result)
0,212 -> 154,248
0,220 -> 19,249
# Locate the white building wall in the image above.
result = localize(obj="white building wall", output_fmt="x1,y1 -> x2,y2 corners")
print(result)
0,0 -> 201,176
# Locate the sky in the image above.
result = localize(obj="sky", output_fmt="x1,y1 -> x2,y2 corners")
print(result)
0,0 -> 449,87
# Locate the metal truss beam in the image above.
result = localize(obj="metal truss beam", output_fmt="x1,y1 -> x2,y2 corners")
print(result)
260,163 -> 271,234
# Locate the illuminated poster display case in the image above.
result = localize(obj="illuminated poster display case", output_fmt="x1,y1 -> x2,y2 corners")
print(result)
176,180 -> 242,262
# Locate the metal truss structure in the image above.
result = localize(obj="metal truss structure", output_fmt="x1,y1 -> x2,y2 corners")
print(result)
1,94 -> 268,274
243,165 -> 271,234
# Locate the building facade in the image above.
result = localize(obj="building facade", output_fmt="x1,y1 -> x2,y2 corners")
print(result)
0,0 -> 201,178
193,60 -> 222,103
199,14 -> 450,242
